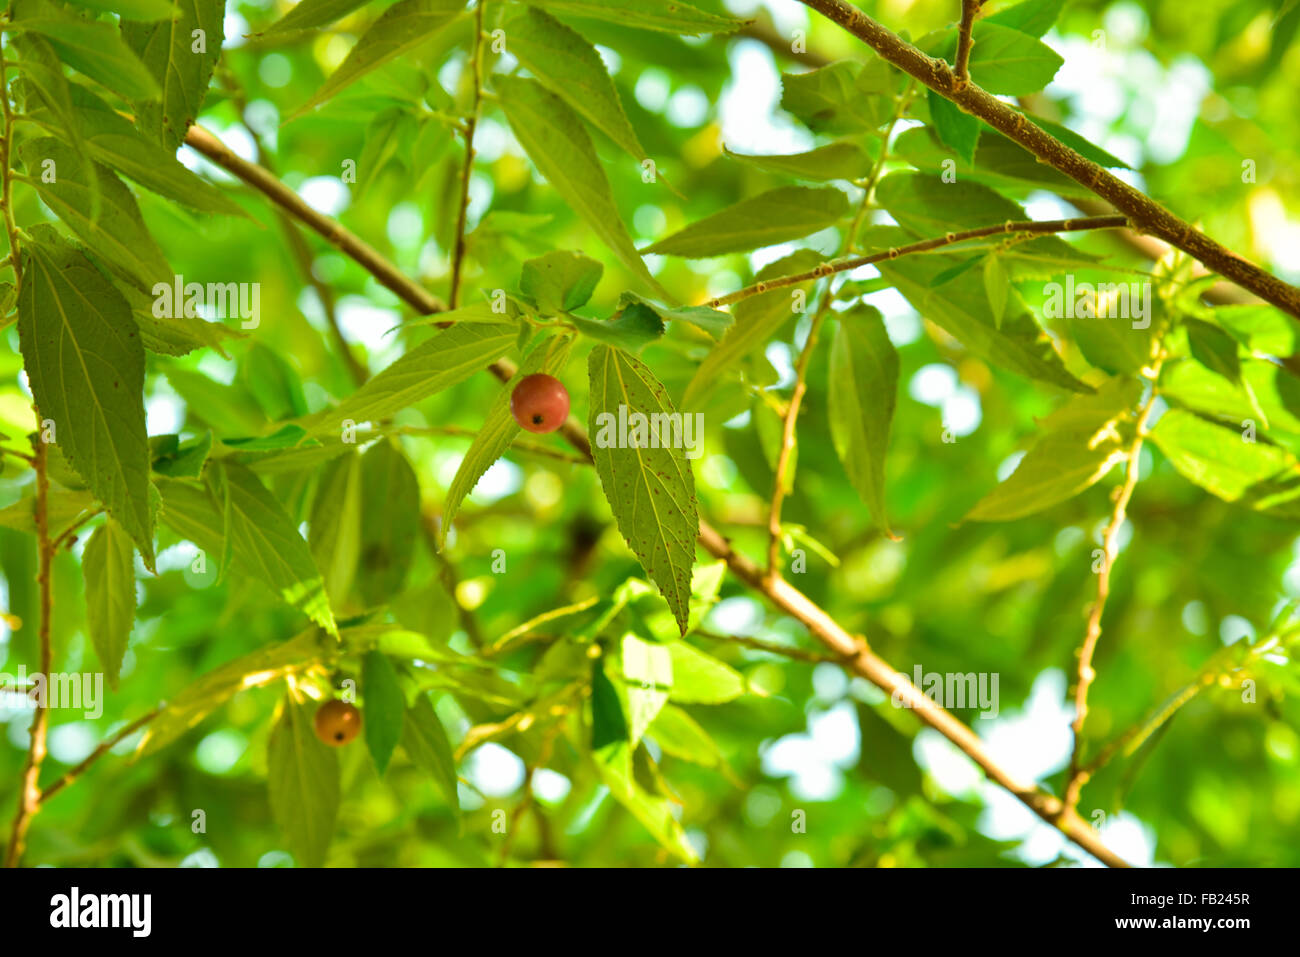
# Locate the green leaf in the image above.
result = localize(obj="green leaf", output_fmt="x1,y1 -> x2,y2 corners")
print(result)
1211,305 -> 1297,357
984,0 -> 1067,37
925,21 -> 1064,95
1162,358 -> 1300,437
151,431 -> 212,478
67,0 -> 176,17
11,0 -> 160,101
440,336 -> 572,548
1068,306 -> 1155,376
308,451 -> 363,607
1186,317 -> 1243,385
866,225 -> 1089,392
82,519 -> 136,690
876,174 -> 1086,271
965,380 -> 1140,521
268,694 -> 340,868
984,254 -> 1009,329
241,343 -> 309,423
356,439 -> 420,606
121,0 -> 225,150
1150,409 -> 1300,516
682,249 -> 824,408
620,632 -> 672,745
26,82 -> 244,217
267,0 -> 372,34
928,91 -> 980,165
156,464 -> 337,633
401,693 -> 461,818
588,345 -> 699,635
1029,116 -> 1133,169
780,61 -> 895,135
136,629 -> 328,755
495,75 -> 664,296
829,306 -> 898,536
617,293 -> 732,341
724,141 -> 875,182
220,424 -> 308,451
571,302 -> 665,353
362,650 -> 405,774
307,321 -> 519,436
0,489 -> 95,536
505,8 -> 647,164
643,185 -> 849,258
590,663 -> 697,862
667,641 -> 744,704
293,0 -> 465,117
18,138 -> 171,292
649,703 -> 725,768
520,250 -> 603,314
214,461 -> 337,633
18,231 -> 156,567
518,0 -> 747,35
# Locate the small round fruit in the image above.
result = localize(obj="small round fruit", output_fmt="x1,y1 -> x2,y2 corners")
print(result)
314,700 -> 361,747
510,373 -> 570,434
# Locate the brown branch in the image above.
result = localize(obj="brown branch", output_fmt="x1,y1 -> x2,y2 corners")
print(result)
766,81 -> 914,575
4,430 -> 51,867
37,707 -> 162,805
449,0 -> 486,309
695,629 -> 849,664
954,0 -> 985,83
1061,360 -> 1164,815
183,126 -> 1130,868
795,0 -> 1300,319
708,215 -> 1129,308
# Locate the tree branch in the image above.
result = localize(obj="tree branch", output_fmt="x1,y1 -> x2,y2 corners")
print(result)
4,430 -> 51,867
37,707 -> 162,805
449,0 -> 487,309
954,0 -> 985,83
1061,360 -> 1163,814
183,126 -> 1131,868
708,214 -> 1129,308
795,0 -> 1300,319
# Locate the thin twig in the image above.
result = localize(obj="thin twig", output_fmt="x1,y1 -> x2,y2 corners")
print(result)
1060,357 -> 1165,815
707,215 -> 1129,309
695,630 -> 851,664
765,82 -> 915,577
222,73 -> 369,387
954,0 -> 986,84
449,0 -> 486,309
395,425 -> 587,465
4,430 -> 50,867
38,707 -> 163,805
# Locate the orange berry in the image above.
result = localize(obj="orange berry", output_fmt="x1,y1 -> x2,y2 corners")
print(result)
510,374 -> 570,434
314,699 -> 361,747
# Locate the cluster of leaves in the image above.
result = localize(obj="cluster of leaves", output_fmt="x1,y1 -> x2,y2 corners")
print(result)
0,0 -> 1297,867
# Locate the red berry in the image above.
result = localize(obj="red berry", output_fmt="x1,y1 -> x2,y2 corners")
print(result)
314,700 -> 361,747
510,374 -> 570,434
